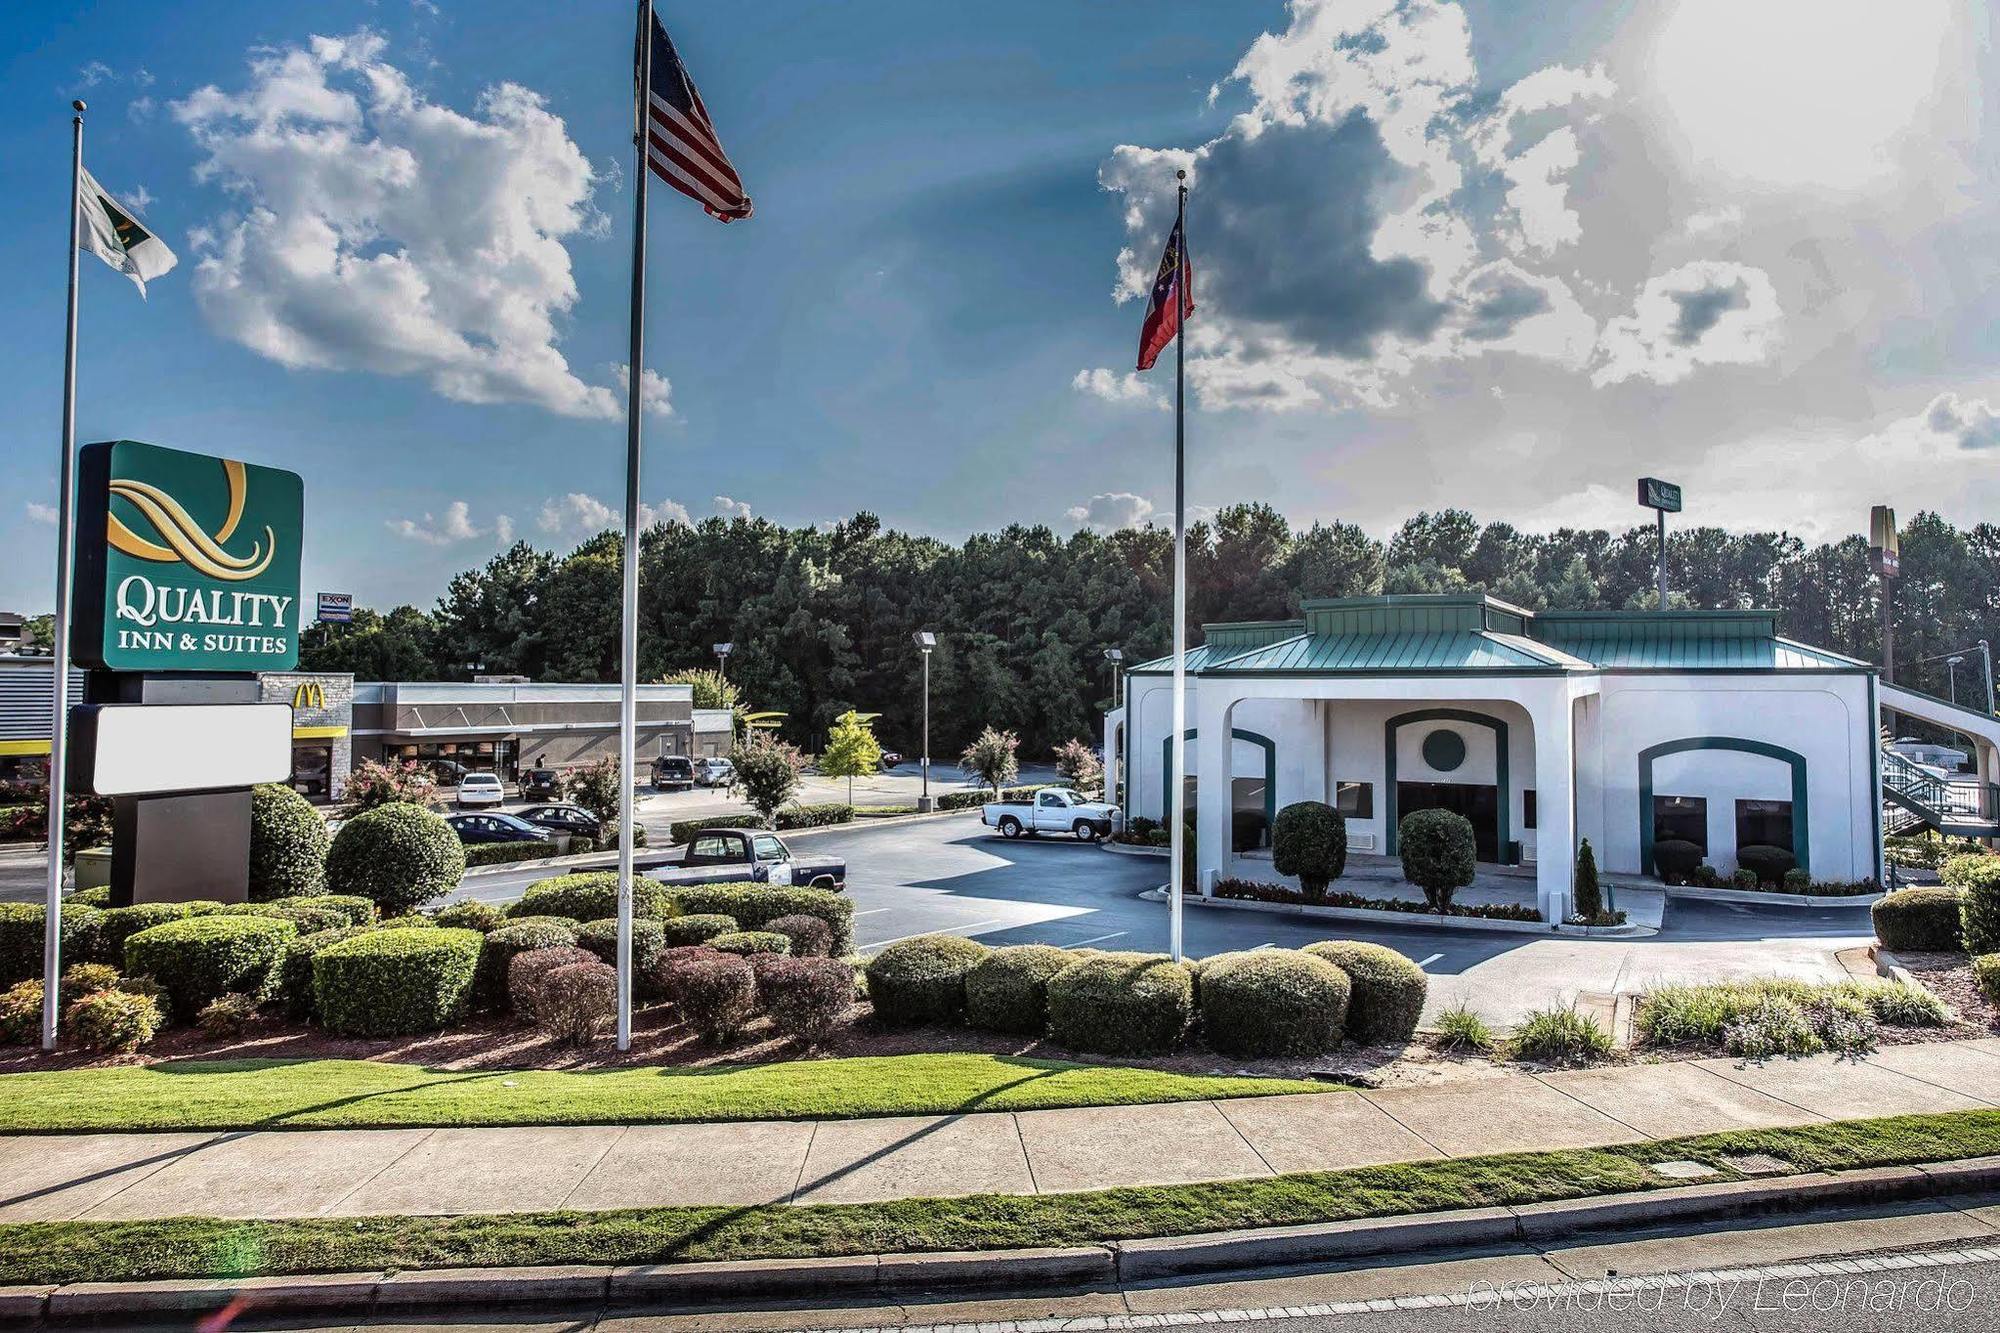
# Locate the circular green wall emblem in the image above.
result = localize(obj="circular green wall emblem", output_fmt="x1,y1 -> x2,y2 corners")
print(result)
1421,728 -> 1467,773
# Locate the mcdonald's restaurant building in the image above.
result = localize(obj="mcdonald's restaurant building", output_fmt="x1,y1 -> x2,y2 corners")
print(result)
259,671 -> 354,802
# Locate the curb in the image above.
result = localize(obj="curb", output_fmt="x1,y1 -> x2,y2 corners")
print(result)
1101,840 -> 1169,858
1666,885 -> 1883,909
1138,886 -> 1659,938
9,1156 -> 1998,1321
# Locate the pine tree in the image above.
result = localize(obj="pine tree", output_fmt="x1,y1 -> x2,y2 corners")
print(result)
1573,838 -> 1602,921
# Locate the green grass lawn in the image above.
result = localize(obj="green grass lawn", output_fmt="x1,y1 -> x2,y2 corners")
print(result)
0,1054 -> 1328,1133
4,1110 -> 1996,1287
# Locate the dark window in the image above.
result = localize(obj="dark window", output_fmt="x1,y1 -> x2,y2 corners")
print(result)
1736,799 -> 1793,853
1335,781 -> 1374,819
1653,795 -> 1707,852
1523,789 -> 1537,830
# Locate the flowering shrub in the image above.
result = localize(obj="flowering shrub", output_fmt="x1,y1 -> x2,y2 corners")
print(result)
345,759 -> 440,812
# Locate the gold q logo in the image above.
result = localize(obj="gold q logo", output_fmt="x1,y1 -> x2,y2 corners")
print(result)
107,458 -> 275,582
292,681 -> 326,711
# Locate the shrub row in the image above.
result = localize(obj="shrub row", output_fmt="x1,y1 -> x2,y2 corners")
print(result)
506,872 -> 667,923
934,784 -> 1048,812
125,915 -> 298,1021
1873,888 -> 1964,952
313,928 -> 483,1036
463,842 -> 561,868
666,804 -> 856,844
661,883 -> 855,955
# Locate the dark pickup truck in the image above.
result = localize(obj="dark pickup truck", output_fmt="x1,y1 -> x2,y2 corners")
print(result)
640,827 -> 845,892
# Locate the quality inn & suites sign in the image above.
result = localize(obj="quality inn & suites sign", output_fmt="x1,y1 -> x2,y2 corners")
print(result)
73,440 -> 304,673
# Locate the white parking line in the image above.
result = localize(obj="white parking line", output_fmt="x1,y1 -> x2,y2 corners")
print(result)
860,919 -> 1010,952
1416,952 -> 1444,968
850,907 -> 892,916
1066,931 -> 1127,948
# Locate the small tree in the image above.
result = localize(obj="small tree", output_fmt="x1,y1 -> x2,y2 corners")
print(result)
819,709 -> 883,804
732,731 -> 805,829
343,758 -> 438,812
566,756 -> 624,824
1272,800 -> 1347,902
1052,739 -> 1104,795
1573,838 -> 1602,921
960,726 -> 1020,796
1399,809 -> 1476,912
658,667 -> 739,712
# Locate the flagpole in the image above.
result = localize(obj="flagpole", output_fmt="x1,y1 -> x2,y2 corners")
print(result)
42,100 -> 86,1052
615,2 -> 654,1053
1167,169 -> 1187,965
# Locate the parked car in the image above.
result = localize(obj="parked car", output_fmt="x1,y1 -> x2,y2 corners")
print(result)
652,755 -> 695,791
983,787 -> 1117,841
445,812 -> 553,846
695,756 -> 735,787
455,773 -> 505,808
521,767 -> 565,800
880,751 -> 904,768
517,802 -> 602,841
427,758 -> 471,784
641,827 -> 844,891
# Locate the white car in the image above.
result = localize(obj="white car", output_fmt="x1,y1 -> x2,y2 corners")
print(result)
696,756 -> 735,787
983,787 -> 1118,841
454,773 -> 505,808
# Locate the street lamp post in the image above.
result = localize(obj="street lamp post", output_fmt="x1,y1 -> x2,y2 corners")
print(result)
914,632 -> 936,812
713,642 -> 733,679
1103,647 -> 1124,806
1948,655 -> 1964,704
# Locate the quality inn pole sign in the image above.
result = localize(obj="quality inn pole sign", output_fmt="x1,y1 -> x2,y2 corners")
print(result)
71,440 -> 304,673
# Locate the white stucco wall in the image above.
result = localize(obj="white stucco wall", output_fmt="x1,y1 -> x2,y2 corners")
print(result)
1122,679 -> 1322,822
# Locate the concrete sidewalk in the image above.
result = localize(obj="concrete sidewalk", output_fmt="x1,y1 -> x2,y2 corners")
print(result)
4,1038 -> 1997,1224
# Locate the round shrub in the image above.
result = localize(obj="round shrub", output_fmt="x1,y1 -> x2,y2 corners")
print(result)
275,925 -> 376,1020
216,901 -> 350,936
98,903 -> 201,962
1651,839 -> 1704,882
865,935 -> 989,1026
325,802 -> 465,916
1731,868 -> 1759,890
660,914 -> 738,947
766,913 -> 833,958
576,918 -> 667,996
197,992 -> 263,1039
965,944 -> 1073,1034
1952,856 -> 2000,955
378,914 -> 438,929
659,948 -> 756,1044
508,944 -> 602,1019
508,872 -> 665,924
68,885 -> 113,909
1874,888 -> 1963,952
530,960 -> 617,1046
1941,853 -> 2000,890
1399,809 -> 1475,910
1782,868 -> 1812,894
475,920 -> 579,1012
1976,953 -> 2000,1005
432,899 -> 506,933
1736,844 -> 1796,885
1,902 -> 104,985
312,927 -> 482,1036
124,915 -> 296,1020
661,885 -> 854,955
1046,953 -> 1194,1055
0,980 -> 42,1045
711,930 -> 790,957
276,895 -> 375,927
1197,950 -> 1351,1058
61,962 -> 122,1005
1272,801 -> 1348,900
758,956 -> 856,1048
1302,940 -> 1427,1045
248,783 -> 330,900
66,987 -> 161,1053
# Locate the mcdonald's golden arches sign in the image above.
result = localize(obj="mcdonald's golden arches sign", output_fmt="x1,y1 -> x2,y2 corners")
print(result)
292,680 -> 326,711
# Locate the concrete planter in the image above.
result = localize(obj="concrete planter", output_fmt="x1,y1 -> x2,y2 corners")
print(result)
1140,885 -> 1658,937
1665,884 -> 1884,909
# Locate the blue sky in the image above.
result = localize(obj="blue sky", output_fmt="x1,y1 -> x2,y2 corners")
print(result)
3,1 -> 1995,615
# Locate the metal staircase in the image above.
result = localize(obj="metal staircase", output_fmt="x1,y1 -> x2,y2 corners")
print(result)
1882,748 -> 2000,839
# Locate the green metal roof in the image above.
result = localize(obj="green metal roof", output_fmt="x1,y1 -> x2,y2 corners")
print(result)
1125,641 -> 1241,675
1533,625 -> 1869,671
1201,630 -> 1572,674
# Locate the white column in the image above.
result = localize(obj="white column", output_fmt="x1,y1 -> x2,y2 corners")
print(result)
1530,689 -> 1577,923
1194,686 -> 1235,896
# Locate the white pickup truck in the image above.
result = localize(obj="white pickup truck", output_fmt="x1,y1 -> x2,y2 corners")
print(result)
983,787 -> 1118,841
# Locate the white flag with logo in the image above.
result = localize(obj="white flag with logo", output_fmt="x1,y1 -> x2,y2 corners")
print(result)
77,166 -> 176,296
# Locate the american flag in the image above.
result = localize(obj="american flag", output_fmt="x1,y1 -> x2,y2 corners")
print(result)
638,11 -> 753,222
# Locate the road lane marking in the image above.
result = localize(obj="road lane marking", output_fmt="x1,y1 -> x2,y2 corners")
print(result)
850,908 -> 892,916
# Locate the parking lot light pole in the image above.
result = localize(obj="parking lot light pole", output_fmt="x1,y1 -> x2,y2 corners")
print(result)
1948,655 -> 1964,704
713,642 -> 732,679
914,632 -> 936,812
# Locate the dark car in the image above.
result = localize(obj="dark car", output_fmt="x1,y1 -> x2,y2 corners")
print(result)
643,827 -> 844,892
517,803 -> 602,841
444,812 -> 553,846
652,755 -> 695,791
521,768 -> 564,800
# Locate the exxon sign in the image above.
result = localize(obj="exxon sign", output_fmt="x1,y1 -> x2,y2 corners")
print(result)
73,440 -> 304,673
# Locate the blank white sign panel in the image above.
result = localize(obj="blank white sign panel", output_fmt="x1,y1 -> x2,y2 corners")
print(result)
86,704 -> 294,795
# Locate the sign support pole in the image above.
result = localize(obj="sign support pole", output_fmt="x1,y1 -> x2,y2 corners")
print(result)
42,101 -> 86,1052
1656,507 -> 1667,610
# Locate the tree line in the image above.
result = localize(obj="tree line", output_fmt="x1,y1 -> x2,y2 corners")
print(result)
298,505 -> 2000,756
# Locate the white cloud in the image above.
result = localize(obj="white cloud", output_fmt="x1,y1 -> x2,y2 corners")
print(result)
1682,205 -> 1742,239
712,495 -> 752,521
493,514 -> 515,545
25,502 -> 57,525
387,499 -> 487,545
537,491 -> 696,535
1865,392 -> 2000,459
1646,0 -> 1955,192
1071,367 -> 1167,409
1591,261 -> 1782,386
613,364 -> 674,417
1066,492 -> 1156,533
76,61 -> 114,88
1498,128 -> 1585,255
175,30 -> 623,419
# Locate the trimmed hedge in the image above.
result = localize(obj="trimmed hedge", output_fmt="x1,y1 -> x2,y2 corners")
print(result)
432,900 -> 506,933
965,944 -> 1072,1034
1303,940 -> 1428,1045
1,903 -> 104,986
1398,809 -> 1476,910
659,913 -> 739,947
1271,801 -> 1347,899
65,987 -> 161,1053
666,804 -> 854,845
865,935 -> 989,1025
248,783 -> 330,900
507,945 -> 602,1020
1736,843 -> 1797,885
575,917 -> 667,995
476,921 -> 579,1012
124,915 -> 296,1020
325,802 -> 465,916
1046,953 -> 1194,1055
275,895 -> 375,928
275,925 -> 376,1020
1197,949 -> 1350,1057
464,842 -> 558,868
1948,855 -> 2000,955
711,930 -> 790,957
1651,839 -> 1704,881
1872,888 -> 1965,953
214,901 -> 349,935
658,947 -> 756,1044
508,872 -> 666,923
312,927 -> 483,1036
662,884 -> 854,955
766,913 -> 833,958
1976,953 -> 2000,1004
758,956 -> 855,1047
98,902 -> 206,962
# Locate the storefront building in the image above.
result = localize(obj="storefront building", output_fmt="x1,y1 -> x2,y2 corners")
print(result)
351,680 -> 727,777
258,672 -> 354,802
